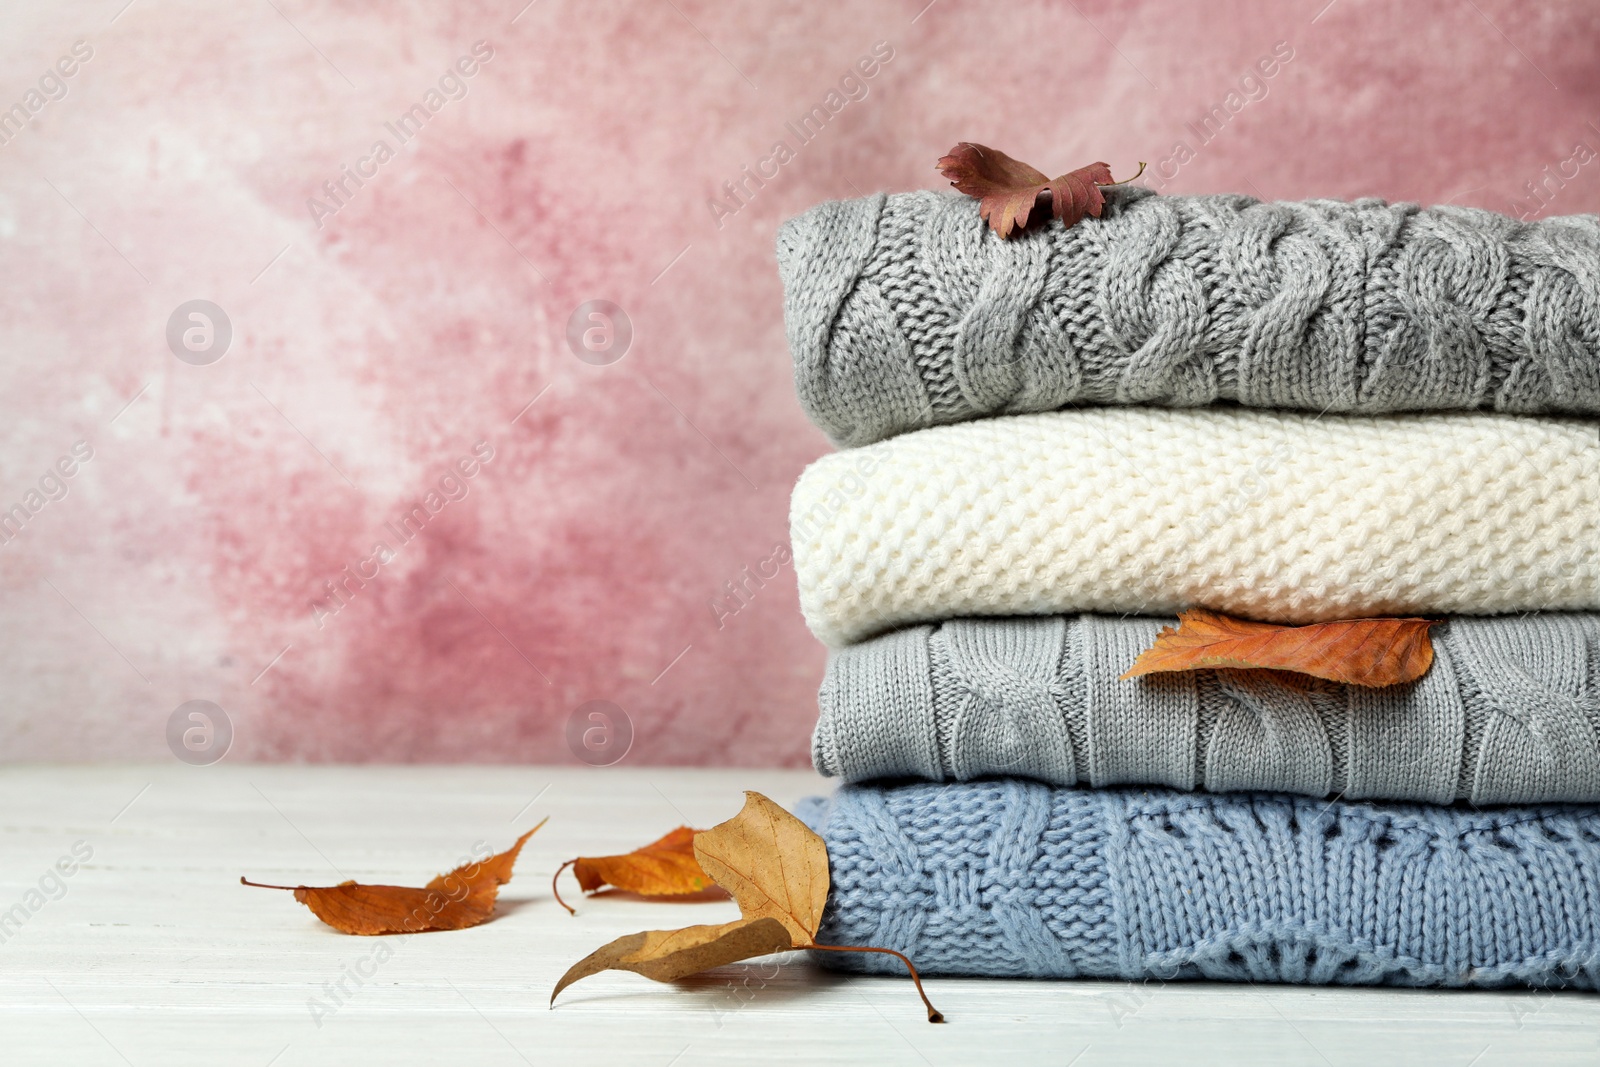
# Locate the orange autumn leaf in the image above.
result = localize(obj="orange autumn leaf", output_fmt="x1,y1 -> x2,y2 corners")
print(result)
1122,610 -> 1441,687
551,826 -> 720,914
552,792 -> 944,1023
241,818 -> 546,935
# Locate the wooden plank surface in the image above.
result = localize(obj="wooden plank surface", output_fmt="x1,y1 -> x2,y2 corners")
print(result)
0,765 -> 1595,1066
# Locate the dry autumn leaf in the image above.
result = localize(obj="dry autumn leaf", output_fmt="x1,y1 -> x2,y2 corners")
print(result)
241,818 -> 546,935
550,917 -> 794,1003
552,792 -> 943,1022
936,142 -> 1146,238
551,826 -> 720,915
1122,609 -> 1441,687
691,793 -> 828,945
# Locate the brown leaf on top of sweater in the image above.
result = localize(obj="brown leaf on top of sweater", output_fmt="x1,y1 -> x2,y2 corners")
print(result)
552,792 -> 945,1022
551,826 -> 722,915
935,143 -> 1146,238
1121,610 -> 1441,688
240,819 -> 546,934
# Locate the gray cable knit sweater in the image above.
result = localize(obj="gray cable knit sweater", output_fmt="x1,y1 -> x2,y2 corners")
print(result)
777,187 -> 1600,446
811,613 -> 1600,805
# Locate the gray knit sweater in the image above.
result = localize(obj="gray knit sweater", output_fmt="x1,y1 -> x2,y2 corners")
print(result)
777,187 -> 1600,446
812,613 -> 1600,805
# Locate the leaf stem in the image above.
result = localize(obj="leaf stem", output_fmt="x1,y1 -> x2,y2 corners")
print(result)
239,877 -> 299,891
1101,161 -> 1148,187
551,859 -> 577,915
806,941 -> 945,1023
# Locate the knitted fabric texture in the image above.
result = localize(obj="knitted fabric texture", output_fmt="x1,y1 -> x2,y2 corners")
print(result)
790,407 -> 1600,647
796,779 -> 1600,988
813,613 -> 1600,804
776,187 -> 1600,447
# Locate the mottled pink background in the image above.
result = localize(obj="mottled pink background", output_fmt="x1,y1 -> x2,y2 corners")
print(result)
2,0 -> 1597,764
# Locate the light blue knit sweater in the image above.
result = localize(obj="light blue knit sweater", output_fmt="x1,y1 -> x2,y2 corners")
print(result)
797,780 -> 1600,989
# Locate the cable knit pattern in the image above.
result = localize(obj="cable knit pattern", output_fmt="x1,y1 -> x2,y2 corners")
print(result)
776,187 -> 1600,447
811,613 -> 1600,804
796,780 -> 1600,988
790,407 -> 1600,647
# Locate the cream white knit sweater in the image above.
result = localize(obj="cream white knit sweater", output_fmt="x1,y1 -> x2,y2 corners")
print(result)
790,407 -> 1599,647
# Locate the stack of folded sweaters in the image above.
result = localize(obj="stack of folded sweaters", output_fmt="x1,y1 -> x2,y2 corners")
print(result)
775,184 -> 1600,988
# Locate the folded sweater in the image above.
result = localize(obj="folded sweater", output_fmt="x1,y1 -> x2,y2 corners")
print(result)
790,407 -> 1600,646
777,187 -> 1600,447
814,613 -> 1600,805
797,779 -> 1600,989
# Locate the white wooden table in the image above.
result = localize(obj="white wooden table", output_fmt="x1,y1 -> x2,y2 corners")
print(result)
1,766 -> 1595,1066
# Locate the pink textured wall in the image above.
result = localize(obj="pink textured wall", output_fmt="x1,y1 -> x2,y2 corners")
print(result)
2,0 -> 1597,764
